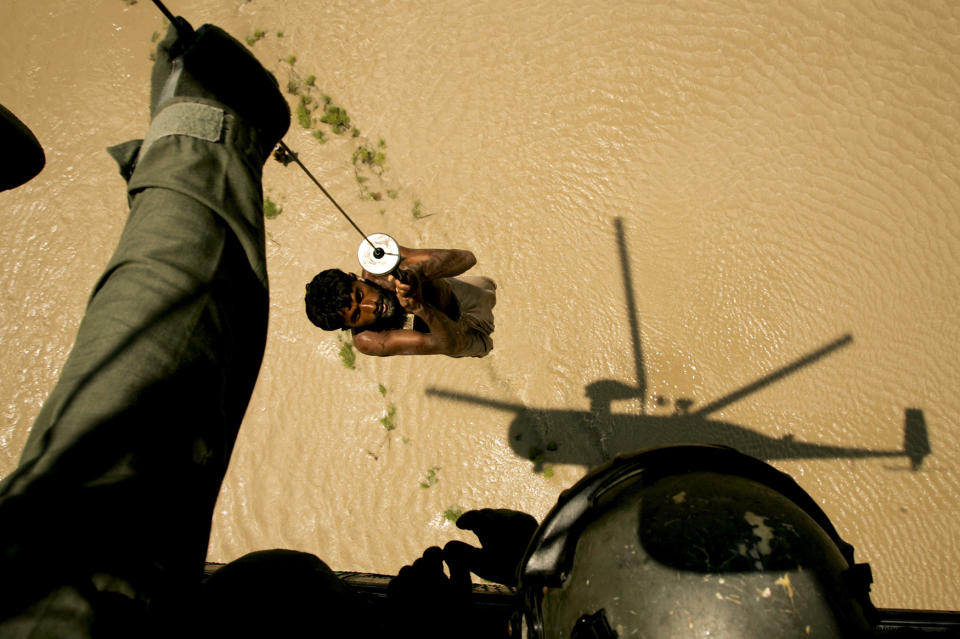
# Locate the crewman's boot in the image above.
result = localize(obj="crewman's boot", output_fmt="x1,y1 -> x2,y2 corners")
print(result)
109,19 -> 292,288
149,20 -> 291,156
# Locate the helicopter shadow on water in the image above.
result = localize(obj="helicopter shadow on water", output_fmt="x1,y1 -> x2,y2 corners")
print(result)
428,217 -> 931,472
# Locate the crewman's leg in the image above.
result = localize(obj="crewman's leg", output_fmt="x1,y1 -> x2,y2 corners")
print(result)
0,22 -> 290,638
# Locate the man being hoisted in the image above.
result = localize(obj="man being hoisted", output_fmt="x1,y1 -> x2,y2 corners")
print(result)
304,246 -> 496,358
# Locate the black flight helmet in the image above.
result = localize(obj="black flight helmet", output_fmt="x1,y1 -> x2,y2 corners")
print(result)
517,444 -> 877,638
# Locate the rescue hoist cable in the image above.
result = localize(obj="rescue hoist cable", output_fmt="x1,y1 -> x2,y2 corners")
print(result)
150,0 -> 401,270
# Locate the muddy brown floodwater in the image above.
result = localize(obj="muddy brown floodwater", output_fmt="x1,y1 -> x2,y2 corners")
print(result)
1,0 -> 958,611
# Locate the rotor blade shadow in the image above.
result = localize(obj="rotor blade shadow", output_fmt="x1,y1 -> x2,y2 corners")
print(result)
614,217 -> 645,409
692,334 -> 853,417
425,388 -> 526,414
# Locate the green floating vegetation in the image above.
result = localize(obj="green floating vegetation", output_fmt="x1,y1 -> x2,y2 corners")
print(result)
412,200 -> 424,219
443,507 -> 463,523
338,335 -> 356,370
320,104 -> 351,134
277,31 -> 284,38
263,196 -> 282,219
287,76 -> 350,144
289,82 -> 356,144
353,145 -> 386,168
528,445 -> 555,478
296,94 -> 314,129
278,65 -> 400,202
419,466 -> 440,489
380,403 -> 396,431
352,142 -> 390,200
285,55 -> 297,65
151,31 -> 160,43
246,29 -> 266,46
378,383 -> 387,396
353,148 -> 372,165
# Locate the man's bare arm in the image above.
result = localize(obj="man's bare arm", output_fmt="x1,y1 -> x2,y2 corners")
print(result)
353,289 -> 471,357
353,313 -> 469,356
353,328 -> 435,356
362,246 -> 475,287
398,246 -> 476,281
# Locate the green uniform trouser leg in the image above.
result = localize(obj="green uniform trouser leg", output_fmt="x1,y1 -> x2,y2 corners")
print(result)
0,109 -> 271,638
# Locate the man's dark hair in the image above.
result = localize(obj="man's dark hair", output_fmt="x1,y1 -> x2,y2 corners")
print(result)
305,269 -> 355,330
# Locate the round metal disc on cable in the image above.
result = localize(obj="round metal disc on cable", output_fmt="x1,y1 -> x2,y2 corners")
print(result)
358,233 -> 401,275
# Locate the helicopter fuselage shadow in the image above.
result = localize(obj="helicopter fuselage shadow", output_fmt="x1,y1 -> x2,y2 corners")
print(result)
426,386 -> 929,471
508,404 -> 914,468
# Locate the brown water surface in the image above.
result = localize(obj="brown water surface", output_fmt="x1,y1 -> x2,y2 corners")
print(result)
1,0 -> 958,610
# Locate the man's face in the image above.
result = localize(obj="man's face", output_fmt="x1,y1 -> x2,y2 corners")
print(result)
338,278 -> 406,331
